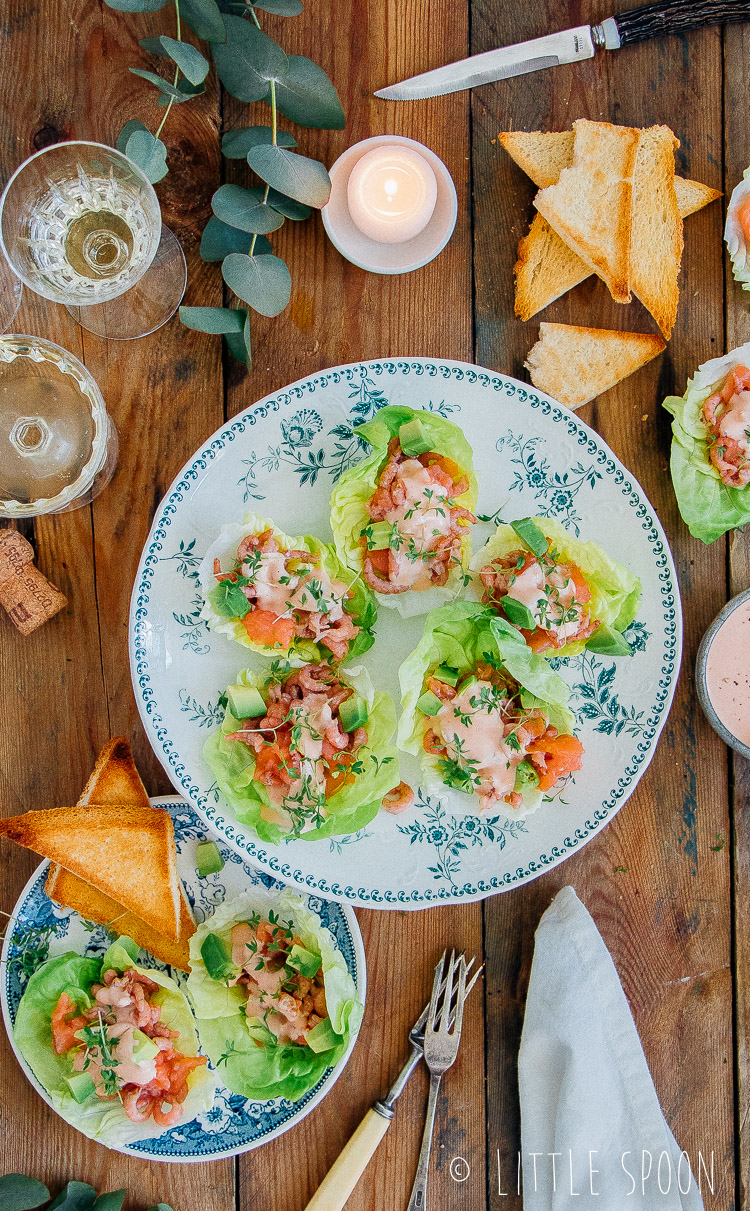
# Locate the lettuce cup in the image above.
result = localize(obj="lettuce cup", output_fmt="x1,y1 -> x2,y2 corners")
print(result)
187,890 -> 363,1103
330,406 -> 478,618
470,516 -> 641,658
663,342 -> 750,544
725,168 -> 750,293
13,938 -> 214,1147
199,513 -> 377,664
398,601 -> 582,818
204,660 -> 400,842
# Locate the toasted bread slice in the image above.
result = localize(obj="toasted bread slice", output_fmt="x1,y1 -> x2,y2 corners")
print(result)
525,322 -> 666,408
498,130 -> 575,188
79,737 -> 151,810
498,128 -> 721,215
45,865 -> 193,971
534,120 -> 640,303
0,806 -> 181,942
514,178 -> 720,321
630,126 -> 683,339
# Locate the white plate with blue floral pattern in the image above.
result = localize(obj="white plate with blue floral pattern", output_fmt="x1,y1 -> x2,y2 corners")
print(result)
0,797 -> 366,1162
129,359 -> 681,909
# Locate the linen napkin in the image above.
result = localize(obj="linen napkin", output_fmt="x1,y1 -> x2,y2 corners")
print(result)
518,886 -> 704,1210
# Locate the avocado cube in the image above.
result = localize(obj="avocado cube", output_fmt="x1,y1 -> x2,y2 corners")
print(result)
416,689 -> 444,717
287,944 -> 322,978
339,694 -> 369,733
363,521 -> 393,551
499,595 -> 537,630
226,684 -> 266,720
398,417 -> 433,457
196,839 -> 225,877
200,932 -> 235,983
64,1071 -> 96,1104
434,664 -> 460,686
510,517 -> 548,558
131,1028 -> 160,1065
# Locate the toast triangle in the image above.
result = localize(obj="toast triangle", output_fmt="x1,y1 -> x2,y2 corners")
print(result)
0,805 -> 181,942
78,737 -> 152,810
524,322 -> 666,408
630,125 -> 683,339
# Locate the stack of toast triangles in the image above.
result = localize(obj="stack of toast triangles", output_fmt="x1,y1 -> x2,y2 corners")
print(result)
500,121 -> 721,337
0,738 -> 194,970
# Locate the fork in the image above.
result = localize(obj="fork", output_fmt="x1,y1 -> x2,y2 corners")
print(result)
406,950 -> 468,1211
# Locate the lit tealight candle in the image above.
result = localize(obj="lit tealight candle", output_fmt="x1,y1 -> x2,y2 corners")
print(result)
347,145 -> 438,244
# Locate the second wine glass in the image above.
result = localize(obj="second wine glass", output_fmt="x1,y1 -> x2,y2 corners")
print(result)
0,141 -> 186,340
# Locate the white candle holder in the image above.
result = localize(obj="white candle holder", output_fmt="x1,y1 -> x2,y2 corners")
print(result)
321,135 -> 457,275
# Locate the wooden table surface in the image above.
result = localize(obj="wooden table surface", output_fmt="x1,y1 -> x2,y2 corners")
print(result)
1,1 -> 747,1208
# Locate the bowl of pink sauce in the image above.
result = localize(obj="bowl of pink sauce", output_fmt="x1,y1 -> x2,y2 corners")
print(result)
696,588 -> 750,760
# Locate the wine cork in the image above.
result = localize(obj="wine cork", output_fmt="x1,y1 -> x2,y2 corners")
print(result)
0,530 -> 67,635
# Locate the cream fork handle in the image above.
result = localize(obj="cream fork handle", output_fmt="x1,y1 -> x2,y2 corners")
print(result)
406,1070 -> 442,1211
303,1107 -> 392,1211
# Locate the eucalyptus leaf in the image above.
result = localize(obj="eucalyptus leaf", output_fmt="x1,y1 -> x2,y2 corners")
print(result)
247,145 -> 330,208
273,55 -> 345,129
180,0 -> 226,42
91,1193 -> 126,1211
158,36 -> 210,84
104,0 -> 167,10
0,1174 -> 50,1211
116,119 -> 149,153
265,187 -> 310,220
200,216 -> 272,260
222,252 -> 291,316
212,184 -> 285,234
252,0 -> 303,13
139,35 -> 170,54
124,130 -> 169,183
212,16 -> 287,102
130,67 -> 202,100
180,305 -> 247,334
224,312 -> 252,365
155,78 -> 206,103
48,1182 -> 98,1211
147,1206 -> 176,1211
222,125 -> 296,158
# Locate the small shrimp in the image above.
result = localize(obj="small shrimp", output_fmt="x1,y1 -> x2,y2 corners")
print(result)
381,782 -> 415,814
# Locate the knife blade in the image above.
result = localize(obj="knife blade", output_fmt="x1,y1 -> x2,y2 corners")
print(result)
374,0 -> 750,101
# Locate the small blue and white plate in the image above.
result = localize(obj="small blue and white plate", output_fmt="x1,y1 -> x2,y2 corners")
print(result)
130,358 -> 682,908
0,797 -> 366,1163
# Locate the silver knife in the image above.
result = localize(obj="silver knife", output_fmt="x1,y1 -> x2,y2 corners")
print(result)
375,0 -> 750,100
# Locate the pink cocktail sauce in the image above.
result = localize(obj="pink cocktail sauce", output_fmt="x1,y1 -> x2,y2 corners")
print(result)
705,600 -> 750,747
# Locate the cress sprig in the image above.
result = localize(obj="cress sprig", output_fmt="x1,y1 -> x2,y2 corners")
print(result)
103,0 -> 345,369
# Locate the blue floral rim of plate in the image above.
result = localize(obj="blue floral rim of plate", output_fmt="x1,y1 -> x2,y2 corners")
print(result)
129,358 -> 681,907
0,797 -> 366,1162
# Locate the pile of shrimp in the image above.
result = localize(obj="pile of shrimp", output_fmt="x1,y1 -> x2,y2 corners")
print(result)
479,550 -> 598,652
215,528 -> 358,661
231,918 -> 328,1045
361,438 -> 476,593
702,365 -> 750,488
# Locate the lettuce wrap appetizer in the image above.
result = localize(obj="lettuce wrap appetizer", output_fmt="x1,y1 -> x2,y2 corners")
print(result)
204,660 -> 401,842
187,889 -> 363,1102
398,601 -> 582,817
663,342 -> 750,544
470,516 -> 641,658
725,168 -> 750,293
330,406 -> 478,618
13,937 -> 214,1147
199,512 -> 377,663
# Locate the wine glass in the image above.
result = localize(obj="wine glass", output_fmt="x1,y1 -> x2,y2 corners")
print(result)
0,141 -> 186,341
0,335 -> 118,517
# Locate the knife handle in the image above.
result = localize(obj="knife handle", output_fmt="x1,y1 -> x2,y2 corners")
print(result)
608,0 -> 750,46
302,1106 -> 392,1211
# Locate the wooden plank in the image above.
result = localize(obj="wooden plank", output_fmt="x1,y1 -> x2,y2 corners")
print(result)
0,2 -> 231,1206
471,4 -> 732,1207
724,17 -> 750,1211
213,3 -> 485,1208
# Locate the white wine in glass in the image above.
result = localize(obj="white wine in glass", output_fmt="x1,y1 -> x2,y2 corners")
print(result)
0,336 -> 117,517
0,141 -> 186,340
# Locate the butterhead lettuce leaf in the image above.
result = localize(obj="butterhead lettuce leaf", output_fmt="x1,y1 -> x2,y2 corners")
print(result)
203,664 -> 399,843
13,946 -> 215,1148
470,516 -> 641,657
397,601 -> 575,816
329,406 -> 478,619
663,342 -> 750,544
186,889 -> 362,1102
199,512 -> 377,663
725,168 -> 750,292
